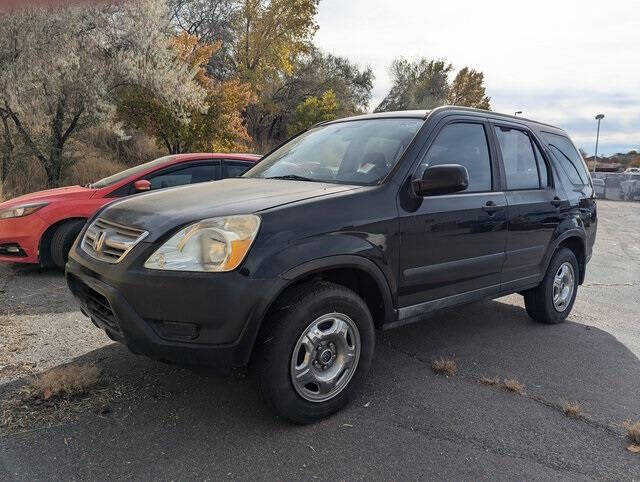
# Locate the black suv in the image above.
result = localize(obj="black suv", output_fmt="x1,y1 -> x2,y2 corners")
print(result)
66,106 -> 597,423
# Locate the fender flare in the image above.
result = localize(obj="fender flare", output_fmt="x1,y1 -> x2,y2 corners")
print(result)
279,254 -> 397,325
543,229 -> 587,283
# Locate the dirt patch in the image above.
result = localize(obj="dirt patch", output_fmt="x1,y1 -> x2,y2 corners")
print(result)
431,357 -> 457,377
0,312 -> 111,384
0,364 -> 118,433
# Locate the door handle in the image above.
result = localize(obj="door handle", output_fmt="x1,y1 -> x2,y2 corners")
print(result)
481,201 -> 498,214
551,197 -> 562,208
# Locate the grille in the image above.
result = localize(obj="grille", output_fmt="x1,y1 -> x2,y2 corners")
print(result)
82,218 -> 148,263
68,274 -> 121,334
84,287 -> 121,334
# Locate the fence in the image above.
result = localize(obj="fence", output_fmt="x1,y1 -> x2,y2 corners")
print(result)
591,172 -> 640,201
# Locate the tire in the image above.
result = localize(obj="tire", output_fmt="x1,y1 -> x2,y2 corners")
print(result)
524,247 -> 579,324
50,220 -> 86,269
252,281 -> 375,424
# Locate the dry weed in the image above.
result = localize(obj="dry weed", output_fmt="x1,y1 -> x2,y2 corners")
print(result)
431,357 -> 457,377
624,420 -> 640,445
501,378 -> 525,394
0,364 -> 113,433
479,375 -> 501,386
560,400 -> 584,418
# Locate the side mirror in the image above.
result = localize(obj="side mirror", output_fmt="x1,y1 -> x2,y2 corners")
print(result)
134,179 -> 151,192
412,164 -> 469,197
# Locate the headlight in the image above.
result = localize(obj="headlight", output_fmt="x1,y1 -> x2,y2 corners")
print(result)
0,202 -> 48,219
144,214 -> 261,272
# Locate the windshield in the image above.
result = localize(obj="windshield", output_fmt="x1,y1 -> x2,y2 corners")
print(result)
244,118 -> 424,185
89,156 -> 174,189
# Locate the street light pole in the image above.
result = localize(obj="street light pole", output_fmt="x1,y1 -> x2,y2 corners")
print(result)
514,111 -> 522,116
594,114 -> 605,173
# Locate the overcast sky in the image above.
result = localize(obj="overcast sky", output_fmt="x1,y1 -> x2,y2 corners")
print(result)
315,0 -> 639,156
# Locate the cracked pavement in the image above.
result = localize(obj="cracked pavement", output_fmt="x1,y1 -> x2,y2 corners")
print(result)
1,200 -> 640,480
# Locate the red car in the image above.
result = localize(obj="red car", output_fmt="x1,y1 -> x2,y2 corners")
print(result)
0,153 -> 260,268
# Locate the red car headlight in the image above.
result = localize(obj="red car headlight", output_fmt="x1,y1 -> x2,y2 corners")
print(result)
0,202 -> 49,219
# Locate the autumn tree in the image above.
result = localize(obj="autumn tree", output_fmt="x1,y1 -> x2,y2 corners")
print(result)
246,48 -> 373,150
168,0 -> 237,80
232,0 -> 319,82
0,0 -> 205,188
376,58 -> 491,112
168,0 -> 373,151
376,59 -> 452,112
447,67 -> 491,109
229,0 -> 320,148
117,32 -> 254,153
288,90 -> 339,135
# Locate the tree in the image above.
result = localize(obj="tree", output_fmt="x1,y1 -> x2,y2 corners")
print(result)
288,90 -> 339,135
167,1 -> 373,151
233,0 -> 319,82
0,110 -> 12,188
117,32 -> 254,153
376,59 -> 452,112
245,48 -> 373,150
376,58 -> 491,112
168,0 -> 237,80
447,67 -> 491,109
0,0 -> 205,187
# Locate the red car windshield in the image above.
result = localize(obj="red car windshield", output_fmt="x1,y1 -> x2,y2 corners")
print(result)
88,156 -> 174,189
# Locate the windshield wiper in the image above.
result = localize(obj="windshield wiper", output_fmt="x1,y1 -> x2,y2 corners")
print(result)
266,175 -> 314,182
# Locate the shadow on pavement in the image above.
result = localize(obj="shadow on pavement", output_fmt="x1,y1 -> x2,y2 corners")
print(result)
2,298 -> 639,479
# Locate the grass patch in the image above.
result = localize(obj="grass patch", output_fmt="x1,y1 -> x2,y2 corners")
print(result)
32,364 -> 100,399
431,357 -> 457,377
479,375 -> 501,386
0,364 -> 115,433
501,378 -> 525,394
560,400 -> 584,418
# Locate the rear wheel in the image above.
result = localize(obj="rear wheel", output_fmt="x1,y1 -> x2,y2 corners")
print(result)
524,247 -> 579,324
252,282 -> 375,424
49,220 -> 86,269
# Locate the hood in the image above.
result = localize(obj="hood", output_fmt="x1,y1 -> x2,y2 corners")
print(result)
100,178 -> 359,239
0,185 -> 95,209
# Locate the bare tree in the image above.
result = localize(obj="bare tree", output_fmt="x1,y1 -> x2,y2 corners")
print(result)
0,0 -> 206,188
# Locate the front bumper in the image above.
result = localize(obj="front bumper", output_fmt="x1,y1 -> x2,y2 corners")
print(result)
66,241 -> 286,370
0,215 -> 47,263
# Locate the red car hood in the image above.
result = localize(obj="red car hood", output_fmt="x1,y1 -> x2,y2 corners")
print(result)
0,185 -> 96,209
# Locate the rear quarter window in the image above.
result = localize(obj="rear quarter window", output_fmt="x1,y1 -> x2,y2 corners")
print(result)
542,132 -> 590,186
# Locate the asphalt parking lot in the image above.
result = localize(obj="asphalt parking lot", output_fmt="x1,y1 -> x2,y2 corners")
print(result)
1,200 -> 639,480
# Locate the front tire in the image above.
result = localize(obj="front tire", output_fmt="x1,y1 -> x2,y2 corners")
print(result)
50,220 -> 86,270
524,247 -> 579,324
252,282 -> 375,424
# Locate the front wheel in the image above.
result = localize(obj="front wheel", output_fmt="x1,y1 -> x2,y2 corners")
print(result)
49,219 -> 86,269
524,247 -> 579,324
252,282 -> 375,424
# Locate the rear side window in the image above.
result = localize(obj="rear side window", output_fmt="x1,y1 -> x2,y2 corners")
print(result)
532,141 -> 549,187
223,161 -> 252,178
542,133 -> 589,185
147,164 -> 214,190
494,127 -> 540,190
419,123 -> 492,193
